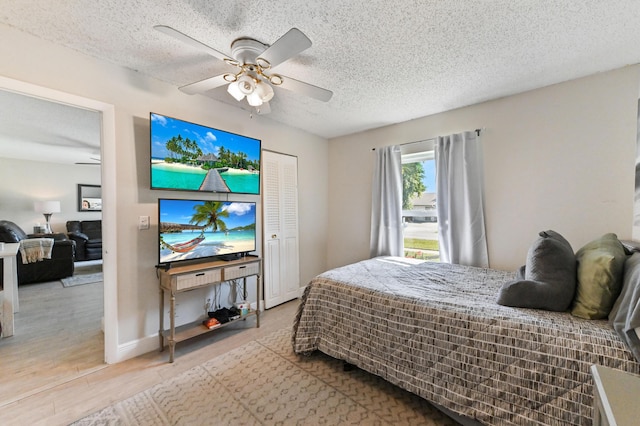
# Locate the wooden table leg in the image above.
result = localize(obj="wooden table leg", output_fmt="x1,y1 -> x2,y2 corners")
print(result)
169,292 -> 176,363
159,288 -> 164,352
256,274 -> 260,328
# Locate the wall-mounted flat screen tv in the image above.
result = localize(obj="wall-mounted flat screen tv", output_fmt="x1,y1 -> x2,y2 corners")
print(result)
158,198 -> 257,266
150,112 -> 261,195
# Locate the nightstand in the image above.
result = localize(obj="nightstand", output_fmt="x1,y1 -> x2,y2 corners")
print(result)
591,364 -> 640,425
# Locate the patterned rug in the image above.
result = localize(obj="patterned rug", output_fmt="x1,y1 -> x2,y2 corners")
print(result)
61,272 -> 103,287
72,329 -> 459,425
61,261 -> 103,287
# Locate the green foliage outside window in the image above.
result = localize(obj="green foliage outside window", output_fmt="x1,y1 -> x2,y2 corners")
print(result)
402,162 -> 426,209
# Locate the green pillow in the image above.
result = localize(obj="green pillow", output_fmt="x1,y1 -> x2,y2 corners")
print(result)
571,233 -> 626,319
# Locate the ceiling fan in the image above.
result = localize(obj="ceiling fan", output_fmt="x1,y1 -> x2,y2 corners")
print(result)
154,25 -> 333,114
75,156 -> 101,166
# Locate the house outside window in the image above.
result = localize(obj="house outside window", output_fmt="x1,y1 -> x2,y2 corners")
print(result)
401,146 -> 439,261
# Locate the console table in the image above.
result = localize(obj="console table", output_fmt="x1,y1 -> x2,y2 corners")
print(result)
157,256 -> 261,362
0,243 -> 19,337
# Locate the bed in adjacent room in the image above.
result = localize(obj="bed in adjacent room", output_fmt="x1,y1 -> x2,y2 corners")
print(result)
292,253 -> 640,425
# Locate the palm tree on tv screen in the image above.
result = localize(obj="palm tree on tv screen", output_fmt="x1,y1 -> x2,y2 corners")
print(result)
165,134 -> 203,164
190,201 -> 229,233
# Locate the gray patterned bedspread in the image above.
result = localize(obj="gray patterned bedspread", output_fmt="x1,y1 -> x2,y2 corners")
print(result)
292,257 -> 640,425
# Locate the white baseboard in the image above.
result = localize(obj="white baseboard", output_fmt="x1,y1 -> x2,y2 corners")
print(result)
251,299 -> 266,311
115,334 -> 161,363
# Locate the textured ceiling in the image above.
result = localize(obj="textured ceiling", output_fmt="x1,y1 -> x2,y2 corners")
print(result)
0,89 -> 102,165
2,0 -> 640,147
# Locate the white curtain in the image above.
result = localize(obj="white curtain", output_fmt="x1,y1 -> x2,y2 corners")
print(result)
436,131 -> 489,267
370,145 -> 403,257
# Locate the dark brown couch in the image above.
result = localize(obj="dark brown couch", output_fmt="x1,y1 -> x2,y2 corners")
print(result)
66,220 -> 102,261
0,220 -> 75,285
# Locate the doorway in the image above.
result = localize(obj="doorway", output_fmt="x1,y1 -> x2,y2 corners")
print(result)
0,76 -> 117,405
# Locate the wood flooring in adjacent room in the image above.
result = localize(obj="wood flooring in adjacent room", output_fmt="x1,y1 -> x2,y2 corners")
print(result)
0,273 -> 104,407
0,285 -> 299,426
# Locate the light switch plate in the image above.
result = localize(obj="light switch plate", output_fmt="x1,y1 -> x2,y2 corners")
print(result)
138,215 -> 150,230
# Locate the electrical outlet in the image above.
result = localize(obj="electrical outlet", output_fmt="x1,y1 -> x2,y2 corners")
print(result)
138,215 -> 150,230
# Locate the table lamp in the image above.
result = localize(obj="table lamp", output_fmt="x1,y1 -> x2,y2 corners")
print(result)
34,200 -> 61,233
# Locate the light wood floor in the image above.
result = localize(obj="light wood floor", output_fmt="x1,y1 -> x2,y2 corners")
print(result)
0,267 -> 104,405
0,271 -> 298,426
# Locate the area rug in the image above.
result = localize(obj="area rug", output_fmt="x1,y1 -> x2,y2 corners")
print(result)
61,272 -> 103,287
72,328 -> 458,425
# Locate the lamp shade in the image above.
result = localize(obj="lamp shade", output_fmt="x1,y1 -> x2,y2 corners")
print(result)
246,91 -> 263,107
255,81 -> 274,102
227,81 -> 245,101
34,200 -> 61,214
236,75 -> 256,95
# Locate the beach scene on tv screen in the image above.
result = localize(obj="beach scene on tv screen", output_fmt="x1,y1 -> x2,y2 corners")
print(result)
151,113 -> 260,194
159,199 -> 256,264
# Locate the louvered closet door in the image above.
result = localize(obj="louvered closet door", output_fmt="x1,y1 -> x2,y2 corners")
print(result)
262,150 -> 300,309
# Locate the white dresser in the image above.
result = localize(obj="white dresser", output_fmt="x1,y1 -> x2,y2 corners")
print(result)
591,364 -> 640,425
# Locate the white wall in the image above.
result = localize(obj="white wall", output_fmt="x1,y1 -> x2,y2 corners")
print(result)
0,24 -> 328,359
328,66 -> 640,271
0,158 -> 101,233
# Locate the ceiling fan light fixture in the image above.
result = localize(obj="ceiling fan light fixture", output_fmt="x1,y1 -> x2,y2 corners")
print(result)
255,81 -> 274,102
268,74 -> 283,86
223,58 -> 240,67
157,26 -> 333,111
236,75 -> 256,95
246,91 -> 263,107
227,81 -> 245,101
256,57 -> 271,70
223,73 -> 237,83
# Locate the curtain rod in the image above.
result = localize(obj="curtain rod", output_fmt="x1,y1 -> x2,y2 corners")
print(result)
372,128 -> 482,151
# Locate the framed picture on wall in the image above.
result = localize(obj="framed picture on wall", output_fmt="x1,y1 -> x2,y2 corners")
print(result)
78,184 -> 102,211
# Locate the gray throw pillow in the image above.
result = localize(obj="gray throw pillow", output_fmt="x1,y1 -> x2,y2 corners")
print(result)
609,252 -> 640,362
497,230 -> 576,311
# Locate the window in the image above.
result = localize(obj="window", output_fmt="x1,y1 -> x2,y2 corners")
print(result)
401,143 -> 439,261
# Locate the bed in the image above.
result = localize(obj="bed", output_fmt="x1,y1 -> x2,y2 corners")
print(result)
292,256 -> 640,425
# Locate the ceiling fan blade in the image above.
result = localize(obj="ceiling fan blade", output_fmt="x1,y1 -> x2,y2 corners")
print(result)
154,25 -> 232,62
258,28 -> 311,69
179,74 -> 229,95
255,102 -> 271,115
277,75 -> 333,102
